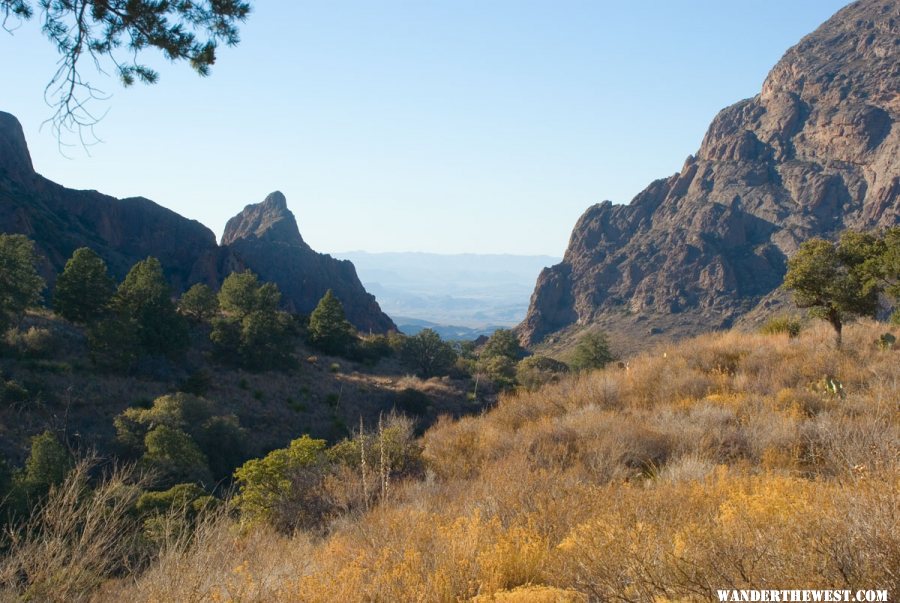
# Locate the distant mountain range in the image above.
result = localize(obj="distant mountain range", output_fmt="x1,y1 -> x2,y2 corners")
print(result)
335,252 -> 560,337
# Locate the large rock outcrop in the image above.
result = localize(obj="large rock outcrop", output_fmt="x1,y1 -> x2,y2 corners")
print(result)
0,112 -> 395,333
520,0 -> 900,348
221,192 -> 396,332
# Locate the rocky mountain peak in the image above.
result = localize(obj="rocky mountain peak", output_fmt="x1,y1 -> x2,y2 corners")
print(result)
520,0 -> 899,351
262,190 -> 288,210
0,111 -> 35,187
221,191 -> 308,248
219,191 -> 395,332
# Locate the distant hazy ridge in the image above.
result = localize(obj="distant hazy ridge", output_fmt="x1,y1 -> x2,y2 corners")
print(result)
335,251 -> 560,338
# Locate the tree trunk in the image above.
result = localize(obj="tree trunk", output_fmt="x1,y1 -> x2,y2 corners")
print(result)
831,317 -> 843,349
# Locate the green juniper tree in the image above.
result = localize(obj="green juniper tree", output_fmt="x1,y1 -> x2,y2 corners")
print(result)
308,290 -> 355,356
569,331 -> 615,372
113,257 -> 188,357
0,234 -> 45,332
53,247 -> 115,324
783,234 -> 880,348
178,283 -> 220,322
212,270 -> 294,369
17,430 -> 73,502
218,270 -> 279,318
400,328 -> 456,378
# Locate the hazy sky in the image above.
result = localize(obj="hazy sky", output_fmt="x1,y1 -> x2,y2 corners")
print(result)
2,1 -> 848,255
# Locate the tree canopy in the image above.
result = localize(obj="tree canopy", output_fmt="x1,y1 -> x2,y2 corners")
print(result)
400,328 -> 456,378
212,271 -> 294,370
480,329 -> 525,362
53,247 -> 115,323
308,290 -> 355,355
0,234 -> 45,331
1,0 -> 251,141
112,257 -> 187,356
218,270 -> 279,319
569,331 -> 615,372
782,234 -> 881,347
178,283 -> 219,322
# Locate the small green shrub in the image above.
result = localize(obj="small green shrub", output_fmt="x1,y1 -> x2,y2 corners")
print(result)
516,355 -> 569,391
569,331 -> 615,372
876,332 -> 896,350
760,315 -> 803,338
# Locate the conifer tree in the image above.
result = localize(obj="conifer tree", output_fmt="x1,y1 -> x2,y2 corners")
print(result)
308,290 -> 355,355
0,234 -> 45,331
53,247 -> 115,324
113,257 -> 187,356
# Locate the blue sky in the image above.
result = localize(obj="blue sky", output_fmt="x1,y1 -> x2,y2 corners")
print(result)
2,1 -> 848,255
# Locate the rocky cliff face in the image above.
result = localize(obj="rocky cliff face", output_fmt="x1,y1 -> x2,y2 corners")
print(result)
0,112 -> 221,291
521,0 -> 900,348
221,192 -> 396,333
0,112 -> 395,333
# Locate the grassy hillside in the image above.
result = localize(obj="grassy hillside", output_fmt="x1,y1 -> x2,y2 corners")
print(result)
15,320 -> 894,601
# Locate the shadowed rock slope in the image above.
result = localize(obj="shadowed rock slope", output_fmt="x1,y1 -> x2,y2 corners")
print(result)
0,112 -> 394,332
520,0 -> 900,349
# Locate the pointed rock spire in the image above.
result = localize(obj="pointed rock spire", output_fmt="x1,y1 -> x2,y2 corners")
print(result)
221,191 -> 307,248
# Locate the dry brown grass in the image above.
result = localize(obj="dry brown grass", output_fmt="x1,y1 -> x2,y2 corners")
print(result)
0,458 -> 146,603
35,321 -> 900,601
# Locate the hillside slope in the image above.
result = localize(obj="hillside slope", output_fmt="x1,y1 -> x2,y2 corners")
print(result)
521,0 -> 900,349
99,321 -> 899,601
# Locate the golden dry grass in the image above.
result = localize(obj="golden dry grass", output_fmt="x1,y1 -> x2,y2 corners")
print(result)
24,321 -> 900,601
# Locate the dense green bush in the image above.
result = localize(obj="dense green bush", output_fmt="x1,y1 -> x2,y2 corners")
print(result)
569,331 -> 615,372
394,388 -> 431,417
218,270 -> 280,318
1,379 -> 30,405
233,435 -> 330,531
400,328 -> 457,377
143,425 -> 213,487
115,393 -> 246,487
349,333 -> 394,364
480,329 -> 525,362
782,229 -> 898,346
87,314 -> 142,371
112,257 -> 188,357
16,431 -> 73,503
212,271 -> 295,369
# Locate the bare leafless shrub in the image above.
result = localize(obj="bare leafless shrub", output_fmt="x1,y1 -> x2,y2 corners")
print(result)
0,457 -> 146,602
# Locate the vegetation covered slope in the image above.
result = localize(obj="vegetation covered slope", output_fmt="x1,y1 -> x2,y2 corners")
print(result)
62,320 -> 900,602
